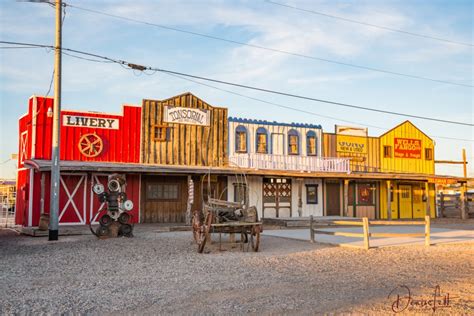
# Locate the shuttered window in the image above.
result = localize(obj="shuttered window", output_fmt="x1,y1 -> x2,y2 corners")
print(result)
425,148 -> 433,160
153,125 -> 168,142
306,131 -> 317,156
383,145 -> 392,158
235,125 -> 247,153
256,127 -> 268,153
288,129 -> 299,155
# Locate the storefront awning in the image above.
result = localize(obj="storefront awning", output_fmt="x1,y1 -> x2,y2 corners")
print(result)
23,159 -> 469,182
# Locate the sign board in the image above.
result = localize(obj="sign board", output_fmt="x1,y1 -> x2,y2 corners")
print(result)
164,106 -> 210,126
63,115 -> 119,130
428,177 -> 458,185
336,135 -> 367,154
336,125 -> 368,137
394,138 -> 421,159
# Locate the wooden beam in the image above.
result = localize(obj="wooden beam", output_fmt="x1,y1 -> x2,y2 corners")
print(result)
434,160 -> 467,164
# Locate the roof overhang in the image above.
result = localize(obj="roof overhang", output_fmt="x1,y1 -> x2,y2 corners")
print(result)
23,159 -> 469,182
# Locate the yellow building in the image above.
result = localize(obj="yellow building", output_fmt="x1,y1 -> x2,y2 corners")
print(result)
378,121 -> 436,219
323,121 -> 437,219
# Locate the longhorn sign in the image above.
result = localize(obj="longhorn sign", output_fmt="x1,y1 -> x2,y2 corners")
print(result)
78,133 -> 104,158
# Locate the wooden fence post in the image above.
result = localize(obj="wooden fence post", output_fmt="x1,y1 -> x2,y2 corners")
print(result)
425,215 -> 431,246
310,215 -> 315,243
363,217 -> 370,250
461,186 -> 467,220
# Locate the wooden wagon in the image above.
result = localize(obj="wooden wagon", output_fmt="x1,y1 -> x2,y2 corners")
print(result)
192,198 -> 262,253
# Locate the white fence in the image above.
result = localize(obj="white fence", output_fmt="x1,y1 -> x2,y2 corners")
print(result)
229,153 -> 351,173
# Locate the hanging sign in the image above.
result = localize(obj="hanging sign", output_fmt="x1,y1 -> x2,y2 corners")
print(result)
163,106 -> 210,126
63,115 -> 119,130
394,138 -> 421,159
336,135 -> 367,154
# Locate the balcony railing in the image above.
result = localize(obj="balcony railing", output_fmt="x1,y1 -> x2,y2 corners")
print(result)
229,153 -> 351,173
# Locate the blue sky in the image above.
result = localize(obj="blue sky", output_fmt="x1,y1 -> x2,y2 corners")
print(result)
1,0 -> 472,178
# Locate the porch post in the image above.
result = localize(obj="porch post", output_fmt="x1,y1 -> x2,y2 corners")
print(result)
343,179 -> 349,217
387,180 -> 392,220
425,182 -> 431,217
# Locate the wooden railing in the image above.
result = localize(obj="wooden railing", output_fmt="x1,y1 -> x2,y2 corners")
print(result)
229,153 -> 351,173
309,215 -> 431,250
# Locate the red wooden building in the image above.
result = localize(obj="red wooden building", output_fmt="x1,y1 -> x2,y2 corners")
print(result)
16,96 -> 142,227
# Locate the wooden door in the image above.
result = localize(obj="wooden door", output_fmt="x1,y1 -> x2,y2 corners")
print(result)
262,178 -> 292,217
59,174 -> 87,224
271,133 -> 284,155
412,183 -> 424,219
399,184 -> 413,219
326,182 -> 340,216
141,176 -> 188,223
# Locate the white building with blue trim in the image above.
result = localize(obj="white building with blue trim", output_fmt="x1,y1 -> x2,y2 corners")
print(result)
227,117 -> 348,218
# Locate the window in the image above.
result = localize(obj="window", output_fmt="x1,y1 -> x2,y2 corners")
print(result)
306,131 -> 317,156
425,148 -> 433,160
383,145 -> 392,158
146,183 -> 179,200
234,183 -> 248,205
153,125 -> 168,141
256,127 -> 268,153
288,129 -> 299,155
306,184 -> 318,204
235,125 -> 247,153
357,183 -> 375,205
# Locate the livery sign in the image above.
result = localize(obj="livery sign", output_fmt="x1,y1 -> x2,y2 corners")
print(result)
394,138 -> 422,159
164,106 -> 210,126
63,115 -> 119,130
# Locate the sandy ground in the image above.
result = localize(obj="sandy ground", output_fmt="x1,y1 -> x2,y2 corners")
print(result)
0,226 -> 473,315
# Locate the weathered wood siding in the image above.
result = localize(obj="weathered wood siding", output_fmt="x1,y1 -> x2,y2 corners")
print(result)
323,133 -> 380,172
141,93 -> 228,166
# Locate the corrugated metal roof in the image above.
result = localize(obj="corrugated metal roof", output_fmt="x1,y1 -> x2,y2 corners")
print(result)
229,117 -> 322,129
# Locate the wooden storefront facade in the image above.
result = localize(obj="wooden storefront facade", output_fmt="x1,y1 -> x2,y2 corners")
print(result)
16,93 -> 459,227
322,121 -> 437,219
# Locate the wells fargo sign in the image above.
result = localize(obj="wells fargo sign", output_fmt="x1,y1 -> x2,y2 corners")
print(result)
394,138 -> 422,159
336,135 -> 367,154
164,106 -> 210,126
63,115 -> 119,129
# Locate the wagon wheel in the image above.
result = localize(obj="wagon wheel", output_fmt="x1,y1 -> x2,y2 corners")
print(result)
250,225 -> 261,252
193,211 -> 214,253
78,133 -> 103,158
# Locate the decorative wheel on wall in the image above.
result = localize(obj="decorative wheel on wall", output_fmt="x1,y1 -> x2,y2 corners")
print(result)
78,133 -> 103,158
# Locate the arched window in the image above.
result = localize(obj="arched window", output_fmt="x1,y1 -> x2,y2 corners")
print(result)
235,125 -> 247,153
256,127 -> 268,154
306,130 -> 317,156
288,129 -> 299,155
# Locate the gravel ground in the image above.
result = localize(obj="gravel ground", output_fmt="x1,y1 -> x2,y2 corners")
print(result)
0,227 -> 473,315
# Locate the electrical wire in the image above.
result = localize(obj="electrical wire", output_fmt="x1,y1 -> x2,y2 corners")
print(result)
162,72 -> 474,142
265,0 -> 473,47
62,2 -> 473,88
0,40 -> 473,128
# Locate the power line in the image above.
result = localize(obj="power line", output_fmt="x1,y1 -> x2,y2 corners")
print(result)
1,40 -> 473,128
164,71 -> 474,142
265,0 -> 473,47
62,2 -> 472,88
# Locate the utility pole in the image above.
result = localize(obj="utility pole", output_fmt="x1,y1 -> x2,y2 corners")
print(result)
49,0 -> 62,241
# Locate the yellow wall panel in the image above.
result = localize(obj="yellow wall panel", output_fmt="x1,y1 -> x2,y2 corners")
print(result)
379,121 -> 434,175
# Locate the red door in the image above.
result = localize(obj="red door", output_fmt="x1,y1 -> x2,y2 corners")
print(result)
59,174 -> 87,224
90,174 -> 109,224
